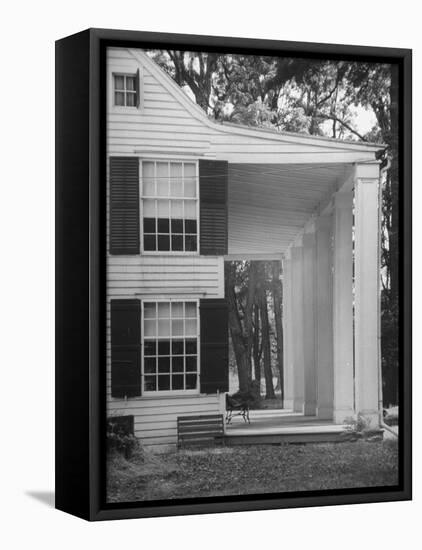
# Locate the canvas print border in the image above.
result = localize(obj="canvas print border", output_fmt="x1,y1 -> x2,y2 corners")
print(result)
55,28 -> 412,521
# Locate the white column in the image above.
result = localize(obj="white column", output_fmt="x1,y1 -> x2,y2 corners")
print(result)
315,214 -> 334,420
282,253 -> 294,410
354,164 -> 381,428
332,191 -> 355,423
302,231 -> 317,416
291,244 -> 305,413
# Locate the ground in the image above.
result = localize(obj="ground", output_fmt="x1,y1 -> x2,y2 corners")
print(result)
107,439 -> 399,503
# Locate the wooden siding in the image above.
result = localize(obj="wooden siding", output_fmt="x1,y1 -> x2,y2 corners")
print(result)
108,394 -> 225,446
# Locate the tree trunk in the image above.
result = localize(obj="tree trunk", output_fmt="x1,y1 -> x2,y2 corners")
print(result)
253,300 -> 261,385
244,261 -> 258,380
226,263 -> 250,392
258,268 -> 275,400
271,260 -> 284,406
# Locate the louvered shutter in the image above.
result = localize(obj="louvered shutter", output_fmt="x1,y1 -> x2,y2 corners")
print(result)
135,68 -> 141,109
111,299 -> 142,398
109,157 -> 140,255
199,159 -> 228,255
200,298 -> 229,394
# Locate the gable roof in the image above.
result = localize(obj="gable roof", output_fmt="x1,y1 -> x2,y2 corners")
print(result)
129,48 -> 385,156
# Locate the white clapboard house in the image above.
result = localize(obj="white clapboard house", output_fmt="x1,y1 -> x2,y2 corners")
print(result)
107,47 -> 384,446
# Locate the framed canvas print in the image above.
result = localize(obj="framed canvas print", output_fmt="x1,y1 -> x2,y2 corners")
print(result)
55,28 -> 412,521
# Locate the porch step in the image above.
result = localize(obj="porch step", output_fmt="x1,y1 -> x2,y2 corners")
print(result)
223,424 -> 353,445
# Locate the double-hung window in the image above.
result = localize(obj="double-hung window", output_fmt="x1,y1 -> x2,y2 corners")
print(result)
141,160 -> 198,253
114,74 -> 137,107
143,301 -> 199,393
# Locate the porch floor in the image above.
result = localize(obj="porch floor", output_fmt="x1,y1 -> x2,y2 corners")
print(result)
224,409 -> 349,445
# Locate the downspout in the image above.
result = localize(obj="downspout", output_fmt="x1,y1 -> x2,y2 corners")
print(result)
377,159 -> 398,438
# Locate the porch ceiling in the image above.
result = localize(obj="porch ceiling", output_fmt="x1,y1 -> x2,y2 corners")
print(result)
227,162 -> 350,256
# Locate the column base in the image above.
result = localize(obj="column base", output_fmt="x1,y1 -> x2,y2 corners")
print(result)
283,398 -> 294,410
304,401 -> 317,416
333,408 -> 355,424
317,405 -> 333,420
293,399 -> 304,413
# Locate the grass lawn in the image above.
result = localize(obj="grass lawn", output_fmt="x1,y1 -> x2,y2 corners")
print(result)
107,439 -> 398,503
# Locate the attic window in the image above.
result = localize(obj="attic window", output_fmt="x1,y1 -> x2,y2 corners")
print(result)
114,73 -> 138,107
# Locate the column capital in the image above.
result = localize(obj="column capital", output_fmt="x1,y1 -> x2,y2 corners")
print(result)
354,161 -> 380,181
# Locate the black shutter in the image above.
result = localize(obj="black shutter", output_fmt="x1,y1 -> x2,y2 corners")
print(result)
111,299 -> 142,398
109,157 -> 140,255
135,68 -> 141,109
199,159 -> 228,255
200,298 -> 229,394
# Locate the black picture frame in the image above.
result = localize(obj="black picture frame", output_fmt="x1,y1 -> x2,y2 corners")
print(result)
55,28 -> 412,521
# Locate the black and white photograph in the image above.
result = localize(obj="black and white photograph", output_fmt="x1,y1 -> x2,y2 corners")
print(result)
105,45 -> 403,504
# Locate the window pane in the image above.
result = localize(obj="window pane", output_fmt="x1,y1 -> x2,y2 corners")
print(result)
184,162 -> 196,179
144,235 -> 156,251
158,357 -> 170,373
171,235 -> 183,251
185,318 -> 197,336
143,218 -> 156,233
158,319 -> 170,337
171,219 -> 183,234
157,200 -> 169,218
144,302 -> 156,319
185,302 -> 197,318
126,76 -> 135,91
144,357 -> 156,374
143,199 -> 155,217
114,92 -> 125,106
144,340 -> 156,355
185,235 -> 197,252
157,302 -> 170,319
172,340 -> 184,355
142,162 -> 155,196
157,218 -> 169,233
172,374 -> 184,390
185,339 -> 197,355
170,162 -> 183,197
144,376 -> 156,391
126,92 -> 136,106
171,199 -> 183,218
114,75 -> 124,89
144,319 -> 156,337
172,319 -> 184,337
184,200 -> 196,218
185,219 -> 197,234
158,340 -> 170,355
186,374 -> 197,390
158,235 -> 170,251
156,163 -> 169,196
171,302 -> 184,318
172,356 -> 184,372
158,375 -> 170,391
186,356 -> 197,372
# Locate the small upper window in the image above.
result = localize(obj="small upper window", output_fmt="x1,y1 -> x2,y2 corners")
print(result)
114,74 -> 137,107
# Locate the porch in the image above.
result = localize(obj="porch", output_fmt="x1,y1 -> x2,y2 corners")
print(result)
224,153 -> 383,431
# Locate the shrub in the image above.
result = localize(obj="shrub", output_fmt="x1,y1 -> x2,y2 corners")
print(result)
107,415 -> 139,459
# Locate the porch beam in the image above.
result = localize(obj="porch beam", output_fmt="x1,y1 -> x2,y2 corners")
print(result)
332,191 -> 355,423
354,164 -> 381,427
